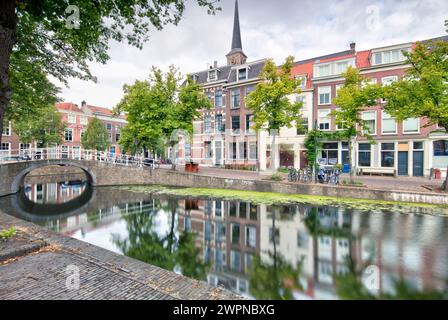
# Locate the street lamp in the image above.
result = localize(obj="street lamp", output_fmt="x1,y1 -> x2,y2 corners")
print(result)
314,120 -> 318,184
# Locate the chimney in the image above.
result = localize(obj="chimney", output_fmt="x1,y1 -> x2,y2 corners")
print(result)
214,61 -> 218,68
350,42 -> 356,53
81,100 -> 87,107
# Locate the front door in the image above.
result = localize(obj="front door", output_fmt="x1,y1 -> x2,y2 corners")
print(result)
413,151 -> 424,177
280,150 -> 294,167
215,141 -> 222,166
398,151 -> 408,176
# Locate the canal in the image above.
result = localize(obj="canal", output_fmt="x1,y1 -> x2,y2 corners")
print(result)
1,179 -> 448,300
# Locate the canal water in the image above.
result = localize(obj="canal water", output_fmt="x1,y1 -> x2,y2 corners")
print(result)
1,180 -> 448,300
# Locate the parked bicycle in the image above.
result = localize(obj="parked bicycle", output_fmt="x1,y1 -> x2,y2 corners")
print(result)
288,167 -> 299,182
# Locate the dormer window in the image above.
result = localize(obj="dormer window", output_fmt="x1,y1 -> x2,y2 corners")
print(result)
295,75 -> 307,89
238,68 -> 247,81
208,70 -> 217,82
372,47 -> 409,66
192,74 -> 199,83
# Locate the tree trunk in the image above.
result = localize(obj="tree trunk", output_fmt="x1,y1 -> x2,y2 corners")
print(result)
0,0 -> 17,146
271,131 -> 278,172
348,137 -> 354,184
171,142 -> 176,170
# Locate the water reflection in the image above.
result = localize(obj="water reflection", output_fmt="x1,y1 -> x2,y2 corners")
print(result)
24,181 -> 87,204
3,183 -> 448,300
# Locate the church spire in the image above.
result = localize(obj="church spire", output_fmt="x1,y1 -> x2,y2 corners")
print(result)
231,0 -> 242,51
226,0 -> 247,66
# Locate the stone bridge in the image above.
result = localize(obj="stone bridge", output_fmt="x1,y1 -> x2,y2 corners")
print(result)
0,159 -> 159,197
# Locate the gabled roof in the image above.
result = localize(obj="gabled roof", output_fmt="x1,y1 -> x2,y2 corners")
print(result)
56,102 -> 82,113
84,104 -> 114,117
356,50 -> 371,68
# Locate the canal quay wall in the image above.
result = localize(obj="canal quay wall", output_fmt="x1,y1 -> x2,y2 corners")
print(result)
0,211 -> 241,300
1,159 -> 448,205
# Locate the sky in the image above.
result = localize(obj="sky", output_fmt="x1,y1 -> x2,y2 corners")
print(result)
57,0 -> 448,109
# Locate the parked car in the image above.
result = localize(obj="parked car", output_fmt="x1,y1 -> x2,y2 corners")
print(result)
143,158 -> 160,168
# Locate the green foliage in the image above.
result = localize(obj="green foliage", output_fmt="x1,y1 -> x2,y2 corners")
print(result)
0,0 -> 221,143
81,117 -> 110,151
277,167 -> 289,173
383,40 -> 448,132
332,67 -> 382,139
12,104 -> 65,146
304,129 -> 349,169
0,227 -> 16,240
116,66 -> 211,155
247,56 -> 304,133
269,173 -> 284,181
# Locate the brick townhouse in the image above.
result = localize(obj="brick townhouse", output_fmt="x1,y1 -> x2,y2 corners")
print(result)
1,100 -> 127,159
312,36 -> 448,178
183,0 -> 266,169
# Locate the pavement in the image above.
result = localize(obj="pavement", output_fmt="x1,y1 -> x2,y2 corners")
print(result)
171,165 -> 445,194
0,212 -> 241,300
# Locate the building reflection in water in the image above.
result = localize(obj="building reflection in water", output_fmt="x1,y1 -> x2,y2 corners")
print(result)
20,185 -> 448,300
24,181 -> 87,205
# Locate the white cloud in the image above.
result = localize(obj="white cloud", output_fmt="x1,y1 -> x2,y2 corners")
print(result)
59,0 -> 448,108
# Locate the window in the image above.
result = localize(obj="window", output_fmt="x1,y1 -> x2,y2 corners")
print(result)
434,140 -> 448,156
249,142 -> 257,160
381,76 -> 398,86
80,117 -> 88,125
318,109 -> 331,131
358,143 -> 371,167
232,90 -> 240,109
296,75 -> 307,89
246,226 -> 257,248
106,123 -> 112,131
19,143 -> 30,157
372,49 -> 407,65
318,64 -> 330,77
215,114 -> 224,132
381,143 -> 395,167
2,121 -> 11,136
204,115 -> 212,133
208,70 -> 217,81
232,224 -> 240,244
382,111 -> 397,134
245,86 -> 254,97
231,116 -> 240,134
238,142 -> 247,160
229,142 -> 237,159
0,143 -> 10,156
336,61 -> 348,74
297,232 -> 308,248
335,108 -> 347,130
403,118 -> 419,134
80,130 -> 85,139
297,117 -> 309,135
361,111 -> 376,135
230,250 -> 241,272
64,129 -> 73,141
413,141 -> 424,150
185,143 -> 191,158
319,143 -> 338,165
215,90 -> 223,107
238,68 -> 247,81
68,114 -> 76,124
205,141 -> 212,158
318,86 -> 331,105
115,126 -> 121,142
246,114 -> 254,134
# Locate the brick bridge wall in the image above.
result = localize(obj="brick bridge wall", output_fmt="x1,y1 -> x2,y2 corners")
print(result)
1,159 -> 448,204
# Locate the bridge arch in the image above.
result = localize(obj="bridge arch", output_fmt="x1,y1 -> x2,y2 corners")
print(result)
10,159 -> 97,195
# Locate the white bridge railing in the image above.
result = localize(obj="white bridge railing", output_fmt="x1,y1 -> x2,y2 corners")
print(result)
0,148 -> 160,168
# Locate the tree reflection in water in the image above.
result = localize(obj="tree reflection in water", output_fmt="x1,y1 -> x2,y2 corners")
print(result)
112,198 -> 211,281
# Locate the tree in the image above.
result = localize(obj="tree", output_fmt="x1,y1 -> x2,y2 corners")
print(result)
116,66 -> 211,169
332,67 -> 382,184
0,0 -> 220,145
246,56 -> 303,171
13,104 -> 65,148
81,117 -> 110,151
382,40 -> 448,131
